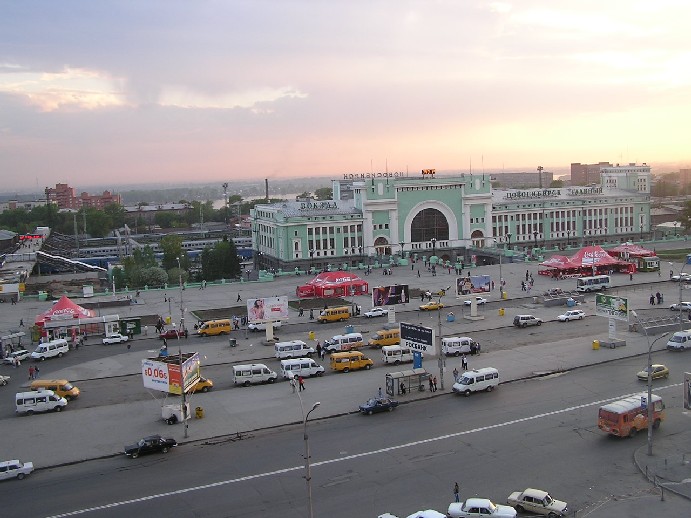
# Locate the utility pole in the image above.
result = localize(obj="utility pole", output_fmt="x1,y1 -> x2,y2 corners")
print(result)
179,349 -> 189,438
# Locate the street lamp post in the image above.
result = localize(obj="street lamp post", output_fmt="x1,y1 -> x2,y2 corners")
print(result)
297,394 -> 320,518
400,241 -> 405,260
176,256 -> 185,333
678,254 -> 691,332
309,249 -> 315,272
640,224 -> 644,241
506,233 -> 512,250
566,229 -> 572,248
533,231 -> 538,249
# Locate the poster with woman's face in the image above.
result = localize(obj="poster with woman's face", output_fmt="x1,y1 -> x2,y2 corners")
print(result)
372,284 -> 409,306
246,296 -> 289,322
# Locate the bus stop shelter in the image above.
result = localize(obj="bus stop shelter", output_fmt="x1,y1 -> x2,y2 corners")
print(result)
385,368 -> 430,396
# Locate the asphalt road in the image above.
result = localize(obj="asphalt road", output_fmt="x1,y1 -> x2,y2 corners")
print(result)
3,352 -> 690,518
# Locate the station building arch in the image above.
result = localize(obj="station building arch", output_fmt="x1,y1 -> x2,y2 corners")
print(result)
373,236 -> 391,256
471,229 -> 485,248
403,201 -> 459,244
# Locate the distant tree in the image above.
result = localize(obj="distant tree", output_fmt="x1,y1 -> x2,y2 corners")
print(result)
160,234 -> 184,271
167,267 -> 189,286
549,179 -> 564,188
138,267 -> 168,288
103,203 -> 126,228
651,179 -> 679,198
314,187 -> 333,201
200,236 -> 241,281
682,200 -> 691,230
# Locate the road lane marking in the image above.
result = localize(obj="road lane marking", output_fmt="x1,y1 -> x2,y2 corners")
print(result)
44,384 -> 681,517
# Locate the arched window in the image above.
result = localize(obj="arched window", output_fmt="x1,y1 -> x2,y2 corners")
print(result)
411,208 -> 449,242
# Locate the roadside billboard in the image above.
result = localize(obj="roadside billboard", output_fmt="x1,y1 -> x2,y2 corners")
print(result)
595,294 -> 629,322
456,275 -> 490,296
141,352 -> 201,395
400,322 -> 435,354
372,284 -> 410,307
247,296 -> 289,322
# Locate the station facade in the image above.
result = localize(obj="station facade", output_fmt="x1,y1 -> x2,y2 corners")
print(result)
251,166 -> 651,272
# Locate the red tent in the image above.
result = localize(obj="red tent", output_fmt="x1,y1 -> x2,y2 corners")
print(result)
296,271 -> 369,298
539,246 -> 634,278
569,246 -> 623,268
607,244 -> 656,258
538,255 -> 581,278
35,295 -> 96,327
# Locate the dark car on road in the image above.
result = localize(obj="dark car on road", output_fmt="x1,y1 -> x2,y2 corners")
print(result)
359,397 -> 399,415
159,329 -> 187,339
124,435 -> 177,459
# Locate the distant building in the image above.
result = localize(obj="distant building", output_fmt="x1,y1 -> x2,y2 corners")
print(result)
570,162 -> 613,186
490,171 -> 553,189
680,168 -> 691,187
45,183 -> 122,209
0,199 -> 48,213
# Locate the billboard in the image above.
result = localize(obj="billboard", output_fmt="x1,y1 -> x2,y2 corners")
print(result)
141,352 -> 201,395
247,296 -> 289,322
400,322 -> 435,354
372,284 -> 410,307
595,294 -> 629,322
456,275 -> 490,296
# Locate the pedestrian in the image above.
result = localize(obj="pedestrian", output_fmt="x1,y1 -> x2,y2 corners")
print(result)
649,294 -> 655,305
127,341 -> 131,350
453,367 -> 459,382
630,272 -> 633,281
299,306 -> 304,317
290,376 -> 296,393
19,318 -> 24,327
417,269 -> 420,278
298,375 -> 305,391
378,387 -> 383,398
491,280 -> 495,291
34,365 -> 39,377
400,382 -> 406,395
163,338 -> 168,347
310,308 -> 314,320
320,344 -> 326,360
525,270 -> 529,281
428,376 -> 434,391
461,354 -> 468,371
454,482 -> 460,503
432,376 -> 438,392
164,294 -> 167,302
658,269 -> 661,277
28,365 -> 35,380
656,292 -> 662,304
670,269 -> 674,279
237,293 -> 242,302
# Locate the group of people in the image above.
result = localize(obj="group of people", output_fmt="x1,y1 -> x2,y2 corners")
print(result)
28,364 -> 40,380
428,376 -> 439,392
649,292 -> 664,305
289,375 -> 306,392
314,341 -> 327,360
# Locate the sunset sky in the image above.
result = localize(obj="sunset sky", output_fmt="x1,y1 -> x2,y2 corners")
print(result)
2,1 -> 690,192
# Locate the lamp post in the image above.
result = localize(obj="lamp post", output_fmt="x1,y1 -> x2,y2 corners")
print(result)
506,232 -> 512,250
176,256 -> 185,333
640,224 -> 644,241
678,254 -> 691,332
400,241 -> 405,259
533,230 -> 538,249
309,249 -> 314,272
297,395 -> 320,518
566,229 -> 572,248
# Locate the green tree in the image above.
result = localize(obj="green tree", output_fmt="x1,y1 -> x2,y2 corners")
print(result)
200,236 -> 241,281
682,200 -> 691,230
314,187 -> 333,201
160,234 -> 184,271
549,179 -> 564,188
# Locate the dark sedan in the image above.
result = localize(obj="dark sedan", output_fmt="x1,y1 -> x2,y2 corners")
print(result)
159,329 -> 187,339
359,397 -> 399,415
124,435 -> 177,459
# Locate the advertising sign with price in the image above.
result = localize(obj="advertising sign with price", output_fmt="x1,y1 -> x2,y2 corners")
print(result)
141,352 -> 201,394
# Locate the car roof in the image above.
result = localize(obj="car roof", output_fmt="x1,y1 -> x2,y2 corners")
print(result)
0,460 -> 21,466
464,498 -> 492,507
522,488 -> 549,498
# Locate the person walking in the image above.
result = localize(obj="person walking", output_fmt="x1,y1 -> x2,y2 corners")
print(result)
19,318 -> 24,327
432,376 -> 438,392
428,376 -> 434,391
237,293 -> 242,302
454,482 -> 460,503
649,294 -> 655,305
320,343 -> 326,360
453,367 -> 459,382
298,375 -> 305,391
28,365 -> 35,380
290,376 -> 297,393
316,341 -> 322,358
461,354 -> 468,371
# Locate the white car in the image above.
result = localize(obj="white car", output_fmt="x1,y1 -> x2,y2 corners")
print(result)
507,488 -> 568,517
557,309 -> 586,322
2,349 -> 31,364
405,511 -> 446,518
463,297 -> 488,306
248,320 -> 283,331
364,308 -> 389,318
670,301 -> 691,312
671,273 -> 691,282
0,460 -> 34,481
448,498 -> 517,518
102,333 -> 128,345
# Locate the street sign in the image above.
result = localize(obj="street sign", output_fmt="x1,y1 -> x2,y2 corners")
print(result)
595,294 -> 628,322
400,322 -> 435,354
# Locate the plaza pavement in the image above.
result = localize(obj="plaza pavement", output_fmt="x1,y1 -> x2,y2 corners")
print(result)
0,251 -> 690,501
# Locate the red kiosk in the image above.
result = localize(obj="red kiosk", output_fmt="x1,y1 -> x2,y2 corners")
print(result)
296,271 -> 369,298
539,246 -> 634,279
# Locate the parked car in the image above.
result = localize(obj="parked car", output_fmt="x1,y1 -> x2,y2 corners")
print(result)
670,273 -> 691,282
364,308 -> 389,318
419,301 -> 445,311
669,301 -> 691,311
0,375 -> 10,386
507,488 -> 568,517
102,333 -> 128,345
0,460 -> 34,481
557,310 -> 586,322
463,297 -> 488,306
636,364 -> 669,381
513,315 -> 543,328
124,435 -> 177,459
359,397 -> 399,415
2,349 -> 30,364
189,377 -> 214,393
159,329 -> 186,339
448,498 -> 517,518
248,320 -> 283,332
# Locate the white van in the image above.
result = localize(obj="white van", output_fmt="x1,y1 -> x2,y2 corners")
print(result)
667,330 -> 691,351
30,339 -> 69,361
233,364 -> 278,386
280,358 -> 325,379
381,345 -> 415,365
452,367 -> 500,396
274,340 -> 315,359
323,332 -> 364,353
15,390 -> 68,415
441,337 -> 480,356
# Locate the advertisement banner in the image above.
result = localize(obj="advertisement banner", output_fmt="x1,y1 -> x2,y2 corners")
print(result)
595,294 -> 628,322
456,275 -> 490,296
141,352 -> 201,395
372,284 -> 410,306
141,358 -> 169,392
400,322 -> 435,354
247,296 -> 289,322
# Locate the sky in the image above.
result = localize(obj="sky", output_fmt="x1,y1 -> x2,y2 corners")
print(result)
2,1 -> 691,192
